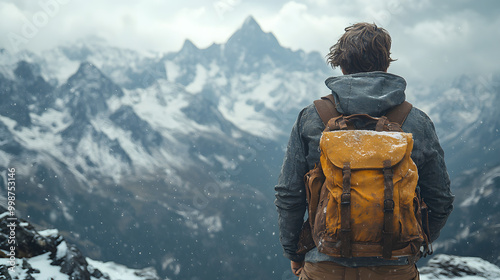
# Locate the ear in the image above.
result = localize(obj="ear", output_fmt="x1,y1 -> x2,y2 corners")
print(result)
341,68 -> 347,75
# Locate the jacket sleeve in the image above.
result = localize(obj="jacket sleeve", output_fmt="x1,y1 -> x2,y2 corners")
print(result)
407,109 -> 455,242
274,109 -> 308,262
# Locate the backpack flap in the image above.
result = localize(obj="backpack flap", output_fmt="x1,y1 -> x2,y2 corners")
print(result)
320,130 -> 410,170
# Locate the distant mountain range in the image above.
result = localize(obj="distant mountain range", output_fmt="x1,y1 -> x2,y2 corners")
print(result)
0,16 -> 499,279
421,73 -> 500,268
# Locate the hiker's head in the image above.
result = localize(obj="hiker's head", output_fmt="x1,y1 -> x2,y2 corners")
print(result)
327,22 -> 395,75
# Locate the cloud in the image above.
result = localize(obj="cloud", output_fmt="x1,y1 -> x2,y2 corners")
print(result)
263,0 -> 500,84
391,9 -> 500,83
0,0 -> 246,53
259,1 -> 351,58
0,2 -> 26,38
0,0 -> 498,85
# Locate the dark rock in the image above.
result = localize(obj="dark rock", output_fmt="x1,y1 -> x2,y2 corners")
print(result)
0,265 -> 13,280
0,206 -> 111,279
22,258 -> 40,274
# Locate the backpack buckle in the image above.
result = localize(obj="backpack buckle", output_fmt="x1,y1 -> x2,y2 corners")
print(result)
341,193 -> 351,205
384,199 -> 395,212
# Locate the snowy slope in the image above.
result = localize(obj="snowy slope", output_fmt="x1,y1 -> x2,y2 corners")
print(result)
431,163 -> 500,267
0,208 -> 161,280
86,259 -> 161,280
3,255 -> 161,280
417,73 -> 500,175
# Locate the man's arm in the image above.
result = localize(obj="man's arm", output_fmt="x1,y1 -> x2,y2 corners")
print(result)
275,110 -> 309,262
407,109 -> 454,242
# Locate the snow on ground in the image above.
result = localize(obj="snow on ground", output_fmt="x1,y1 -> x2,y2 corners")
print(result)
38,228 -> 59,237
0,254 -> 160,280
0,253 -> 72,280
419,254 -> 500,280
86,258 -> 161,280
56,241 -> 68,259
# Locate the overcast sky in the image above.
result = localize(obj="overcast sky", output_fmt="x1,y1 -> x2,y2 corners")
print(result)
1,0 -> 499,84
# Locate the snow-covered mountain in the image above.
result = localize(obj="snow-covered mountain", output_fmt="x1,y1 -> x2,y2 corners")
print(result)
432,163 -> 500,267
420,74 -> 500,267
0,16 -> 329,279
0,15 -> 499,279
421,74 -> 500,176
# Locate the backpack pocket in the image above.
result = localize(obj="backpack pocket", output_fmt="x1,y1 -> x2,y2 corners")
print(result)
304,164 -> 325,228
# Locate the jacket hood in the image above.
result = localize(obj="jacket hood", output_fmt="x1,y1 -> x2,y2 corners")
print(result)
325,72 -> 407,116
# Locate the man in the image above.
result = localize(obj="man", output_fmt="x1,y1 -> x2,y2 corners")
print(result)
275,23 -> 454,279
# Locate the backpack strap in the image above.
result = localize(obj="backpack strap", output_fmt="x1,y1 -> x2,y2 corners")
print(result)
340,163 -> 353,258
313,95 -> 340,126
314,95 -> 412,127
382,160 -> 396,259
385,101 -> 413,126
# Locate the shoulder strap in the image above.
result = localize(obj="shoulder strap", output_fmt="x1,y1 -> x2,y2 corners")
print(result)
385,101 -> 413,126
313,95 -> 340,126
313,95 -> 413,127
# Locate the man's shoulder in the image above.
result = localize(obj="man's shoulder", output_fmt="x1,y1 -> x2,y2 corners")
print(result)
404,106 -> 436,131
293,103 -> 325,139
298,103 -> 323,125
408,106 -> 432,120
300,103 -> 318,117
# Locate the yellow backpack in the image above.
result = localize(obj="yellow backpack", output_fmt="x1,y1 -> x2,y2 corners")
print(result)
298,95 -> 431,262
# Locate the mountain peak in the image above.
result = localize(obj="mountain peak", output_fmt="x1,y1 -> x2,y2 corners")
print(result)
233,15 -> 266,38
241,16 -> 261,31
73,61 -> 104,80
225,16 -> 279,51
181,39 -> 198,52
223,16 -> 287,71
59,61 -> 124,117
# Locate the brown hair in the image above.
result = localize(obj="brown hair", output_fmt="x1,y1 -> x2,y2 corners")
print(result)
327,23 -> 395,74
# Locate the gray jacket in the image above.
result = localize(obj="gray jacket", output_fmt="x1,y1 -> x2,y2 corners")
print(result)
275,71 -> 454,265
